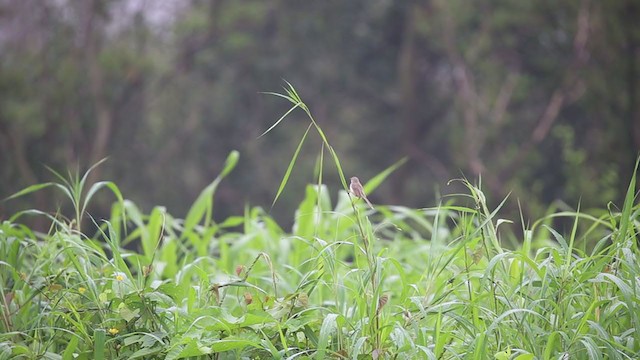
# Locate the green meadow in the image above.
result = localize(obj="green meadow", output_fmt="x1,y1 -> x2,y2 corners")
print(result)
1,87 -> 639,359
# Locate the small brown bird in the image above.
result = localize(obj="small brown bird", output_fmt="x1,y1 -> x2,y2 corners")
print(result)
349,176 -> 374,209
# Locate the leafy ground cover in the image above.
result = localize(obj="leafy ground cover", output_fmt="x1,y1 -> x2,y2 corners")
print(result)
1,86 -> 639,359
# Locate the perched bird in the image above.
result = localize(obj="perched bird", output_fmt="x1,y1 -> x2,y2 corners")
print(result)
349,176 -> 374,209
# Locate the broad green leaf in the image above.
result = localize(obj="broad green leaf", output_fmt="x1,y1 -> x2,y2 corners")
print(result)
293,184 -> 319,239
493,348 -> 510,360
317,313 -> 340,358
183,150 -> 239,237
210,338 -> 260,352
62,335 -> 79,360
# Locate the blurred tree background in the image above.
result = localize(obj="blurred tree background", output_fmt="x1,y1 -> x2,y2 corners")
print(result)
1,0 -> 639,227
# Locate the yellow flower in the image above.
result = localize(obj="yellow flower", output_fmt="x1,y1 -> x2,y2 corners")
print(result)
108,328 -> 119,335
78,287 -> 87,294
114,273 -> 125,282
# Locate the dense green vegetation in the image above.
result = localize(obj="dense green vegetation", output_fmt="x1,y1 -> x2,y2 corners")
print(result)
1,89 -> 639,359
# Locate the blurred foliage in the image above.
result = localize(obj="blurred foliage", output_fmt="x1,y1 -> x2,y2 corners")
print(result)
0,0 -> 639,227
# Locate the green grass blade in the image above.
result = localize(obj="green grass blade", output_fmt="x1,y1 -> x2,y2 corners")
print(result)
3,183 -> 55,201
616,157 -> 639,246
219,149 -> 240,178
81,181 -> 124,220
94,329 -> 105,360
271,123 -> 312,208
363,157 -> 408,194
258,102 -> 302,138
565,202 -> 581,267
79,157 -> 109,189
328,146 -> 348,191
